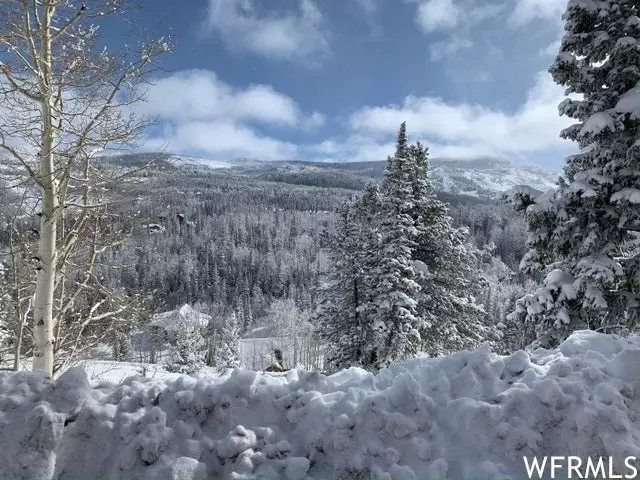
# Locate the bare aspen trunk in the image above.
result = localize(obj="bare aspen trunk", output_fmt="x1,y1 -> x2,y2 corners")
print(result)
32,166 -> 58,378
13,305 -> 29,371
9,224 -> 27,371
32,3 -> 58,379
13,330 -> 23,371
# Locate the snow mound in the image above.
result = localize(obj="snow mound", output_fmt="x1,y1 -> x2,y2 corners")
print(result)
0,331 -> 637,479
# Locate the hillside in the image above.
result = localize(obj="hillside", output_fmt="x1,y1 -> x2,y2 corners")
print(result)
102,153 -> 558,199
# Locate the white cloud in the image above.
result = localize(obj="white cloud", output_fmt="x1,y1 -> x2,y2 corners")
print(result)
307,139 -> 341,155
138,70 -> 305,127
146,122 -> 297,160
303,111 -> 326,130
205,0 -> 329,63
540,39 -> 561,57
430,36 -> 474,60
510,0 -> 565,25
415,0 -> 461,33
138,70 -> 316,160
406,0 -> 504,35
301,71 -> 572,162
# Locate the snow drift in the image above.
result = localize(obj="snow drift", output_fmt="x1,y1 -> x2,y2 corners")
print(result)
0,330 -> 637,479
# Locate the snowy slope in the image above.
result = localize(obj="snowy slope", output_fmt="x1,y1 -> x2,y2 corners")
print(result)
428,158 -> 558,197
97,153 -> 559,198
0,330 -> 637,479
166,154 -> 233,169
221,156 -> 559,197
227,157 -> 558,198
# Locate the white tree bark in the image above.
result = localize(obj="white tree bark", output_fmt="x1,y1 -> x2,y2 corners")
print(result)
31,3 -> 58,378
0,0 -> 169,378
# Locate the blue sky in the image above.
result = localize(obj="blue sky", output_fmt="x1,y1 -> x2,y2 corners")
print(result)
126,0 -> 572,170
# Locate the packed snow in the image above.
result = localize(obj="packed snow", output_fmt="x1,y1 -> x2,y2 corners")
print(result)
0,330 -> 637,479
580,112 -> 615,137
615,81 -> 640,115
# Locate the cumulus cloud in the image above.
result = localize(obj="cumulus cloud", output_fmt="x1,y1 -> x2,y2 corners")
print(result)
303,111 -> 326,130
301,71 -> 572,162
145,122 -> 297,160
139,70 -> 319,160
204,0 -> 329,63
137,70 -> 301,126
510,0 -> 565,25
415,0 -> 461,33
348,71 -> 571,154
405,0 -> 504,34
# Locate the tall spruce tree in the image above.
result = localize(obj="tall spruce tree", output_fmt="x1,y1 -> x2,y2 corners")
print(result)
316,184 -> 381,372
407,143 -> 491,355
316,201 -> 366,371
514,0 -> 640,347
364,123 -> 422,369
316,123 -> 498,369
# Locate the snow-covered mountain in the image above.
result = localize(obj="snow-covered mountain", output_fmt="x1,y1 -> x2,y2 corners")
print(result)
227,156 -> 559,198
104,153 -> 559,198
427,157 -> 558,197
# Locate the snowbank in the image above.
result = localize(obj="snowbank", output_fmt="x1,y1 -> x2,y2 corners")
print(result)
0,330 -> 637,479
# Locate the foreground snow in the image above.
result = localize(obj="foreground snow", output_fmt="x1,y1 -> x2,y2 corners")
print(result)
0,331 -> 637,479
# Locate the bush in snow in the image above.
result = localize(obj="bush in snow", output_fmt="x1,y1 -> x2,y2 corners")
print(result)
113,331 -> 133,362
513,0 -> 640,347
212,311 -> 241,370
165,319 -> 206,374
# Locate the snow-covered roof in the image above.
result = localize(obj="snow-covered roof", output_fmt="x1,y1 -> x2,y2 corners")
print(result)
149,304 -> 211,332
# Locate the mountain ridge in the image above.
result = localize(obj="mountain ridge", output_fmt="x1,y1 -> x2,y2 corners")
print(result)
102,153 -> 559,199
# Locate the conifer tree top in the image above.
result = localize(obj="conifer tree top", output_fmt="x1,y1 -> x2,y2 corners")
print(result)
395,122 -> 408,157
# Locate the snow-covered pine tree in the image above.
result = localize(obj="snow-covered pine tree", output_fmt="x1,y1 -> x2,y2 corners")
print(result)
113,331 -> 132,362
165,320 -> 206,375
514,0 -> 640,347
364,123 -> 422,369
315,187 -> 379,372
214,311 -> 241,370
315,202 -> 361,372
407,142 -> 491,356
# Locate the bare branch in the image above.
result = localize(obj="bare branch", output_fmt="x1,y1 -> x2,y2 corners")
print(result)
50,3 -> 84,41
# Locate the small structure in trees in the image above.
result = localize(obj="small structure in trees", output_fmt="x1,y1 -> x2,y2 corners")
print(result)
265,348 -> 285,372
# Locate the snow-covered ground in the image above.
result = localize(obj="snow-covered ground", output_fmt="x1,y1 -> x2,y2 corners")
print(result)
0,330 -> 637,479
167,154 -> 233,169
77,360 -> 197,385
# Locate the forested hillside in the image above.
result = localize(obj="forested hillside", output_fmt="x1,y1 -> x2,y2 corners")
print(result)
98,154 -> 531,318
0,151 -> 532,369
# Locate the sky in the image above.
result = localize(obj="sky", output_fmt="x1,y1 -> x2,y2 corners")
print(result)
122,0 -> 572,170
